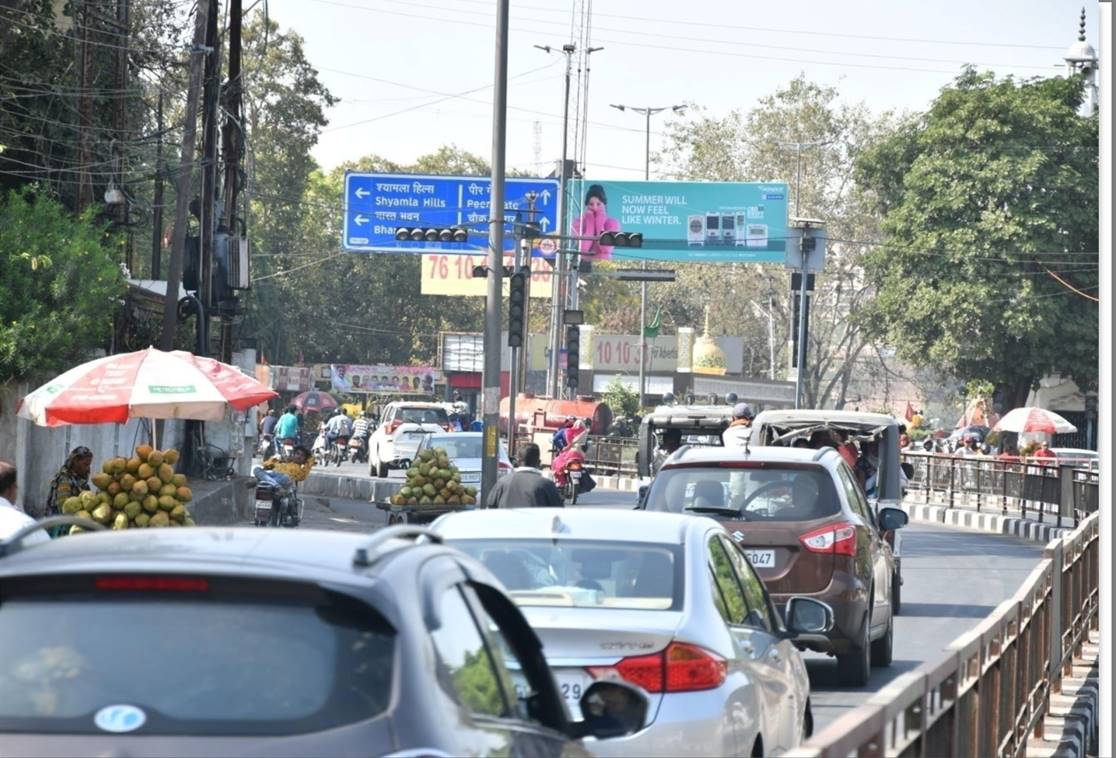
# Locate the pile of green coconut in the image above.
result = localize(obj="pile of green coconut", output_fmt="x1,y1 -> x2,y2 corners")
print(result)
391,447 -> 477,508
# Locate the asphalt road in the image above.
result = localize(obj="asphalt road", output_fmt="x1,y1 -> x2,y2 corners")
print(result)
247,472 -> 1044,732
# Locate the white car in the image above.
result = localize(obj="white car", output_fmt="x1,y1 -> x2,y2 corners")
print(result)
414,432 -> 513,492
431,508 -> 832,757
1050,448 -> 1099,470
369,402 -> 451,478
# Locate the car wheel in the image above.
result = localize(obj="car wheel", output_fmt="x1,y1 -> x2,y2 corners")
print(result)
803,698 -> 814,739
891,570 -> 902,616
871,608 -> 894,667
375,447 -> 388,478
836,610 -> 871,687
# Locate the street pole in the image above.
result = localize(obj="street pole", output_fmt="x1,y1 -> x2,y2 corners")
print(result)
160,0 -> 210,351
151,91 -> 164,279
610,103 -> 685,410
218,0 -> 243,363
481,0 -> 510,500
794,235 -> 809,409
539,43 -> 575,399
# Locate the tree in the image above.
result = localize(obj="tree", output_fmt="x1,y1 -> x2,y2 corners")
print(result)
0,188 -> 126,381
601,376 -> 640,418
632,76 -> 900,407
855,70 -> 1099,408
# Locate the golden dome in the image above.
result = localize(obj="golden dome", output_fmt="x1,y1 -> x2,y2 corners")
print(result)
693,307 -> 727,376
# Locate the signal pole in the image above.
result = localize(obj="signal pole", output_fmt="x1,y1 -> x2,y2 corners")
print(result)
481,0 -> 510,498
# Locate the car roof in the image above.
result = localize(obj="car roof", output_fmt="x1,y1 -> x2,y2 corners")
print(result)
663,444 -> 837,466
0,528 -> 429,586
432,507 -> 715,545
390,402 -> 447,409
643,405 -> 735,428
426,431 -> 481,438
752,409 -> 897,427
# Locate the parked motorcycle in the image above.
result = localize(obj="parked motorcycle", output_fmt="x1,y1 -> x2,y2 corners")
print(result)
252,468 -> 304,528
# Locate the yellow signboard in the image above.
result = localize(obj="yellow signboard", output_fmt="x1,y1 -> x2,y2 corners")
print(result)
421,253 -> 553,297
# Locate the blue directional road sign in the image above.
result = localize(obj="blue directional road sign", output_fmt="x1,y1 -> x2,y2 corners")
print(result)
343,173 -> 560,253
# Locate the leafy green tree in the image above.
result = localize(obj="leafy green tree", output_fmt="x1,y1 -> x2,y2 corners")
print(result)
855,70 -> 1098,407
601,376 -> 640,417
0,188 -> 126,381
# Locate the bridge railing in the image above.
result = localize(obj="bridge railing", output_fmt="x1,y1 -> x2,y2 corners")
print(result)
794,512 -> 1099,758
901,452 -> 1098,528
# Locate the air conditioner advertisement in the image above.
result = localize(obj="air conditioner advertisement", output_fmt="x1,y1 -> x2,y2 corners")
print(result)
568,179 -> 789,263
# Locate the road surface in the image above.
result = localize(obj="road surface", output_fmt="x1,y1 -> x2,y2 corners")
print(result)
246,473 -> 1043,730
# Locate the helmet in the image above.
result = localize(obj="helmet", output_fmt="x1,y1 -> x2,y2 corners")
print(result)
732,402 -> 755,420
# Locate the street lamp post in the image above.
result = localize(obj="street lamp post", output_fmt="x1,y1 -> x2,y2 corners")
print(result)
609,103 -> 685,411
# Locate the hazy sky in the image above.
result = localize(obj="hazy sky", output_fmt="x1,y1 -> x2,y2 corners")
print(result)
265,0 -> 1099,180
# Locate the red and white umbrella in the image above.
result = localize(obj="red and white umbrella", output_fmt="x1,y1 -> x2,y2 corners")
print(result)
993,407 -> 1077,435
17,347 -> 277,427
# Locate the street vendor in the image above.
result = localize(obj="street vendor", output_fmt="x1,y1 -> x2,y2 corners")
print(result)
262,445 -> 315,483
46,446 -> 93,535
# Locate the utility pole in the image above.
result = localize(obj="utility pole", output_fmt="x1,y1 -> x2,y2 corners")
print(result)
219,0 -> 244,363
113,0 -> 131,272
536,43 -> 576,399
199,0 -> 222,356
481,0 -> 510,499
609,103 -> 685,411
160,0 -> 211,351
75,1 -> 94,213
151,92 -> 164,279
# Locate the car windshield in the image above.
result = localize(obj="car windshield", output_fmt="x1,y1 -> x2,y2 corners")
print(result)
645,464 -> 841,522
427,436 -> 482,460
450,539 -> 681,611
0,588 -> 394,735
399,407 -> 448,425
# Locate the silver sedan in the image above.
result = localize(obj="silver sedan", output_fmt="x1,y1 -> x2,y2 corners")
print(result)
431,508 -> 833,757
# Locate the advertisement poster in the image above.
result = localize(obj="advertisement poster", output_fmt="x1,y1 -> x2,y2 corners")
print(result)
330,364 -> 443,394
568,179 -> 789,263
420,252 -> 553,297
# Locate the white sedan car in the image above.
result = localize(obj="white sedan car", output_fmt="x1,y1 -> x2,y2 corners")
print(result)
414,432 -> 513,491
431,508 -> 832,757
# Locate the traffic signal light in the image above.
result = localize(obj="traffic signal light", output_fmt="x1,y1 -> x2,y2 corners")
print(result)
599,231 -> 643,248
507,270 -> 527,348
565,325 -> 580,388
394,226 -> 469,243
801,235 -> 817,253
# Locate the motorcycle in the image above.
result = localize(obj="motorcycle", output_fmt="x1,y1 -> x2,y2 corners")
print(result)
278,437 -> 298,461
552,445 -> 594,506
561,460 -> 584,505
348,434 -> 369,464
252,467 -> 304,528
311,427 -> 329,463
257,434 -> 275,460
330,435 -> 351,467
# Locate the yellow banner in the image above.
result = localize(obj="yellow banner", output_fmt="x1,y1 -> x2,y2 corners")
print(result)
420,253 -> 553,297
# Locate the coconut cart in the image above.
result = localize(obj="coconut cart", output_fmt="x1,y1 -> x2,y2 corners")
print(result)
370,447 -> 479,525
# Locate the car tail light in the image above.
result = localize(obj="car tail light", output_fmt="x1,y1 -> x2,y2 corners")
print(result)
799,523 -> 858,556
586,641 -> 726,693
96,576 -> 210,593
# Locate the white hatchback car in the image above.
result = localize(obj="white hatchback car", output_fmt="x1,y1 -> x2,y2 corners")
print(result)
431,508 -> 832,757
369,402 -> 451,478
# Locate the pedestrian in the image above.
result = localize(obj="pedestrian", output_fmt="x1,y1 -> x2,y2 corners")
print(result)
1031,440 -> 1057,462
0,461 -> 48,544
484,443 -> 562,509
722,403 -> 755,446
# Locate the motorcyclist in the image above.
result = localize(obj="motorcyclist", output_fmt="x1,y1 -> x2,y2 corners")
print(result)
349,410 -> 372,461
257,445 -> 314,526
274,405 -> 300,447
258,409 -> 278,459
551,425 -> 595,494
325,408 -> 353,456
551,417 -> 574,455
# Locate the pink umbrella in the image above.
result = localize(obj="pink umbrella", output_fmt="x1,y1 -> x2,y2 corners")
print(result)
291,390 -> 338,413
17,347 -> 277,428
993,407 -> 1077,435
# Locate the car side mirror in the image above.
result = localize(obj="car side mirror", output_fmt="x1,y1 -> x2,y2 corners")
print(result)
878,507 -> 909,531
783,597 -> 834,639
569,680 -> 648,740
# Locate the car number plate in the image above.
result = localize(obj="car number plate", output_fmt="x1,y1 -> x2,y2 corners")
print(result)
461,473 -> 481,484
510,668 -> 591,716
745,549 -> 776,568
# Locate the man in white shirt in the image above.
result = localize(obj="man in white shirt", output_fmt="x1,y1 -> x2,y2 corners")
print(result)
0,461 -> 49,546
722,403 -> 756,447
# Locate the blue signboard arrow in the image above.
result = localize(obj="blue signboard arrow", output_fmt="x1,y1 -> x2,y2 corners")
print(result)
343,173 -> 560,254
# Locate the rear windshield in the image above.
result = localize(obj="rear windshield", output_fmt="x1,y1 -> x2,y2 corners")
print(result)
427,436 -> 481,460
0,584 -> 394,735
399,407 -> 449,425
450,539 -> 682,611
645,464 -> 841,522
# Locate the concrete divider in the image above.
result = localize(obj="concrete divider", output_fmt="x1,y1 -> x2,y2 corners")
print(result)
189,476 -> 254,525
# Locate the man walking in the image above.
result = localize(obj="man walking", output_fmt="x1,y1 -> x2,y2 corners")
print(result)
485,443 -> 563,509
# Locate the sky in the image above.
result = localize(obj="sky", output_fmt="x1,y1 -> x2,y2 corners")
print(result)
264,0 -> 1100,180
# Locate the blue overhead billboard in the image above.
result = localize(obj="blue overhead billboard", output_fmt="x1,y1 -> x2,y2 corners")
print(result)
343,173 -> 560,253
567,179 -> 789,263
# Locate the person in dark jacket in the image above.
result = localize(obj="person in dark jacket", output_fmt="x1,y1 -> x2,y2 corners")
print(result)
485,443 -> 563,509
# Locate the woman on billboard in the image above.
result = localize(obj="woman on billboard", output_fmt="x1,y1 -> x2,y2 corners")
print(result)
572,184 -> 620,260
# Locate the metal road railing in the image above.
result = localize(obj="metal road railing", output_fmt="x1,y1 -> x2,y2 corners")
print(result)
795,512 -> 1099,758
901,452 -> 1098,528
582,435 -> 641,478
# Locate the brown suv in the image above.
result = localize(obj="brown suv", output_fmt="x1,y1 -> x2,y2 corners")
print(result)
639,444 -> 908,686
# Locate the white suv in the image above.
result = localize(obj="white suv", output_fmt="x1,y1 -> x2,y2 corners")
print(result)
369,402 -> 451,477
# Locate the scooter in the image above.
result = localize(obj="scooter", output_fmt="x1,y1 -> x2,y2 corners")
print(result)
311,427 -> 329,463
257,434 -> 274,460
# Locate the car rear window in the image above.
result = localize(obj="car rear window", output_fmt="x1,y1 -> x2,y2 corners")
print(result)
427,436 -> 481,459
450,539 -> 682,611
645,464 -> 841,522
0,579 -> 394,736
399,407 -> 449,425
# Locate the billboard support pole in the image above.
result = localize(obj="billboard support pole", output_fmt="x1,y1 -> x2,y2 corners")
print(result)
482,0 -> 510,499
794,242 -> 809,409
